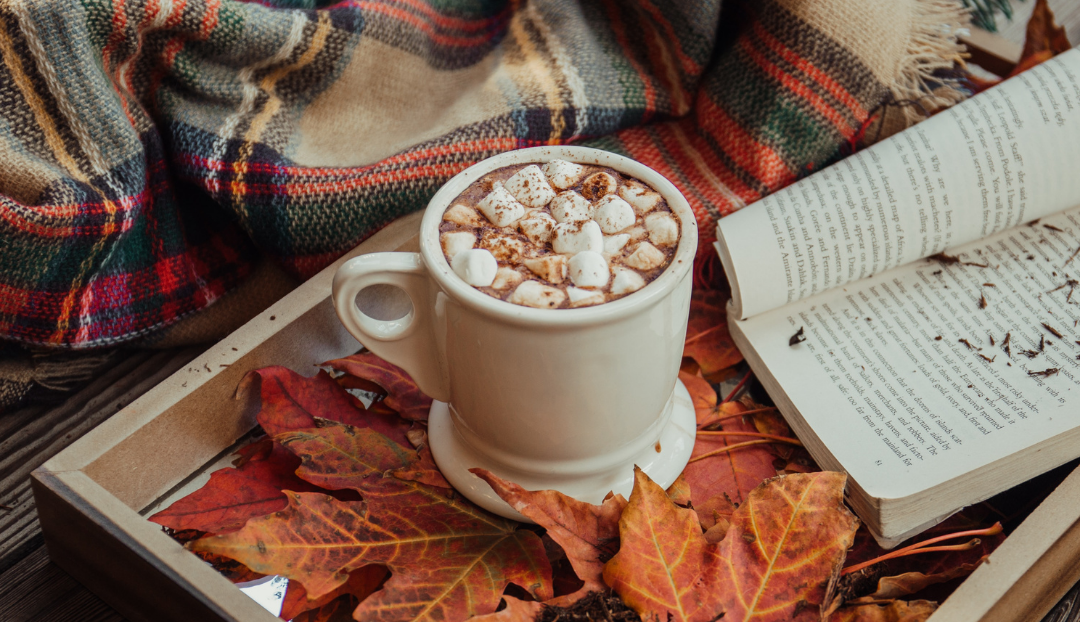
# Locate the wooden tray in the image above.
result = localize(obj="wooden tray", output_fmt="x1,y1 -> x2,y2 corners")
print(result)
30,211 -> 1080,622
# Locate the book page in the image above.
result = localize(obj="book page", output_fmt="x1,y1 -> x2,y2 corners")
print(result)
719,49 -> 1080,320
735,205 -> 1080,503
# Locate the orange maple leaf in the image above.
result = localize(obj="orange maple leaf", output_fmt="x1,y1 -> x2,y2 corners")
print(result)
681,400 -> 780,529
472,468 -> 627,605
190,422 -> 551,622
683,289 -> 743,375
717,472 -> 859,621
603,467 -> 726,622
282,565 -> 389,621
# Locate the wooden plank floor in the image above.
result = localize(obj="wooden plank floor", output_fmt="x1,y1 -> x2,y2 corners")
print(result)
0,348 -> 200,621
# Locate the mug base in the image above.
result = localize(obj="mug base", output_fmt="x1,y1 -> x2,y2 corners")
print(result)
428,379 -> 697,523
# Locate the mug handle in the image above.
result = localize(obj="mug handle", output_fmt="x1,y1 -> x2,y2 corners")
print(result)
332,252 -> 450,401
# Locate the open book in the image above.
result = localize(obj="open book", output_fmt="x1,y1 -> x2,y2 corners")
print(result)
716,49 -> 1080,546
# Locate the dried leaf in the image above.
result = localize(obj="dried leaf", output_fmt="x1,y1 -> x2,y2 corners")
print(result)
1010,0 -> 1072,77
666,473 -> 693,507
868,560 -> 983,600
603,467 -> 724,622
683,290 -> 742,374
291,596 -> 360,622
390,444 -> 453,489
282,565 -> 390,621
467,596 -> 545,622
325,352 -> 434,421
681,401 -> 779,529
248,366 -> 410,445
717,472 -> 859,622
679,371 -> 718,426
473,468 -> 625,605
192,422 -> 552,622
829,599 -> 937,622
149,444 -> 328,534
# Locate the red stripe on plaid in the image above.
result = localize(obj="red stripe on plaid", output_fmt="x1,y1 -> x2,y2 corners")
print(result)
179,137 -> 524,177
356,2 -> 505,47
697,96 -> 794,191
205,161 -> 483,196
739,37 -> 855,139
750,19 -> 868,122
654,121 -> 741,217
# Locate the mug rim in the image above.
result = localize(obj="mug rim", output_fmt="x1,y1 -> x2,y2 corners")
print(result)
419,145 -> 698,327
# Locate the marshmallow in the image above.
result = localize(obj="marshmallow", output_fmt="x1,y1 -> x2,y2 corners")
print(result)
518,211 -> 557,244
593,195 -> 636,234
523,254 -> 569,284
619,179 -> 662,215
552,220 -> 604,255
603,233 -> 631,256
480,233 -> 526,263
581,172 -> 617,199
441,231 -> 476,260
567,286 -> 605,308
477,185 -> 526,227
443,204 -> 483,227
623,241 -> 666,270
569,251 -> 609,288
491,267 -> 524,290
509,280 -> 566,309
610,267 -> 646,296
550,191 -> 593,223
542,159 -> 586,189
645,211 -> 679,246
504,165 -> 556,208
451,248 -> 498,287
625,225 -> 648,242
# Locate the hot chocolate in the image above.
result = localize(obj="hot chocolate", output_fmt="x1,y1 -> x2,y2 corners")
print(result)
439,159 -> 681,309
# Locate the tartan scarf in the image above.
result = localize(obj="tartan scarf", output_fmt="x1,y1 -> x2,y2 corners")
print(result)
0,0 -> 968,348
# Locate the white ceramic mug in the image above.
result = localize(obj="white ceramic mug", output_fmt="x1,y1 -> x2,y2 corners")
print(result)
332,146 -> 697,519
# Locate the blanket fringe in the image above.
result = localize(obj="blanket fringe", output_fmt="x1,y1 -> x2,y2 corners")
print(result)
891,0 -> 972,125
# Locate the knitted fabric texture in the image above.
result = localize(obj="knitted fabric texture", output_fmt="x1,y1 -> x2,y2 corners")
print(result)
0,0 -> 969,348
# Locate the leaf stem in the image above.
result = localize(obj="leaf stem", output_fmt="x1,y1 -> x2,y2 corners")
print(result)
687,439 -> 778,463
841,522 -> 1002,576
696,431 -> 803,445
684,324 -> 727,346
698,407 -> 779,430
722,370 -> 753,404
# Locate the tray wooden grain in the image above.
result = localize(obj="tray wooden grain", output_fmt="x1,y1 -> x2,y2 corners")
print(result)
29,209 -> 1080,621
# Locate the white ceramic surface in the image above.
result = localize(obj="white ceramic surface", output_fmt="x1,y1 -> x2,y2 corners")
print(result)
332,145 -> 698,518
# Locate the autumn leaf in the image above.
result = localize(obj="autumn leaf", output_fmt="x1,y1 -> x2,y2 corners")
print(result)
829,599 -> 936,622
666,473 -> 693,507
149,444 -> 329,534
717,472 -> 859,622
192,422 -> 552,622
603,467 -> 725,622
867,561 -> 984,600
291,596 -> 360,622
325,352 -> 433,421
466,596 -> 545,622
683,289 -> 742,375
679,371 -> 718,426
681,400 -> 780,529
1010,0 -> 1071,77
473,468 -> 626,604
282,565 -> 390,621
247,366 -> 410,446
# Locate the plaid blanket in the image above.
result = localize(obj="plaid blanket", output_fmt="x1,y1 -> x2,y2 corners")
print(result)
0,0 -> 968,348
